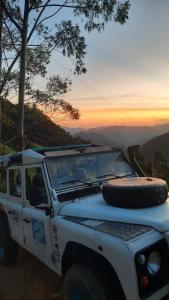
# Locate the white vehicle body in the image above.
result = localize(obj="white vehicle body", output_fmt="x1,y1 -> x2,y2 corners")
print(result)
0,145 -> 169,300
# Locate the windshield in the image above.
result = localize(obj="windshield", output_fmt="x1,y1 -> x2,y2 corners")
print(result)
47,150 -> 136,190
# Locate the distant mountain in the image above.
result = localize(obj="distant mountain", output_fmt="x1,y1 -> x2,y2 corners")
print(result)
142,132 -> 169,161
70,123 -> 169,148
63,127 -> 84,135
75,130 -> 124,148
89,124 -> 169,146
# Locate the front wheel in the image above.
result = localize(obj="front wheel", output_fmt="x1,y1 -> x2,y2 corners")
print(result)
63,264 -> 109,300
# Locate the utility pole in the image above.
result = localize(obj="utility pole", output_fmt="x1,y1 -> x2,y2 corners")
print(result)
17,0 -> 29,150
0,0 -> 3,142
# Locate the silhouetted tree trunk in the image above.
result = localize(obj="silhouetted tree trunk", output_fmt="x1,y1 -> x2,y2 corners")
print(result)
0,1 -> 3,142
17,0 -> 29,150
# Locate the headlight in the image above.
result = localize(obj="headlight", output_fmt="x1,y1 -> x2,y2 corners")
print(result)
135,239 -> 169,299
147,251 -> 161,275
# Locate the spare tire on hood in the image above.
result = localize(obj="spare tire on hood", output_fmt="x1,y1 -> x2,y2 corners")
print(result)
102,177 -> 168,208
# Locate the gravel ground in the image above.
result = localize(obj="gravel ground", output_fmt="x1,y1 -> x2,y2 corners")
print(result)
0,248 -> 63,300
1,248 -> 169,300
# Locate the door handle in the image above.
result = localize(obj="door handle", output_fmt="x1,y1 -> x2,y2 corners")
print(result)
23,218 -> 30,224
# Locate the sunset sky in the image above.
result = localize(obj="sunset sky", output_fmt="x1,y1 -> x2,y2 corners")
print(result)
37,0 -> 169,128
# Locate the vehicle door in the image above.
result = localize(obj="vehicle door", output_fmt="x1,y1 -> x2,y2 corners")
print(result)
5,166 -> 24,245
22,164 -> 52,263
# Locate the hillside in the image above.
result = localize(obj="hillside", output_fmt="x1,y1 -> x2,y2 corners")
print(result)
142,132 -> 169,161
1,100 -> 84,150
69,123 -> 169,148
74,130 -> 124,148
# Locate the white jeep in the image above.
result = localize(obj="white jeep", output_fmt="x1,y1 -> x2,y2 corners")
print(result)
0,144 -> 169,300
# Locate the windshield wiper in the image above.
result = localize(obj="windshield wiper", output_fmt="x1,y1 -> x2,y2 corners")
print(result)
97,173 -> 115,179
78,179 -> 94,186
97,173 -> 135,180
62,179 -> 94,187
114,173 -> 136,179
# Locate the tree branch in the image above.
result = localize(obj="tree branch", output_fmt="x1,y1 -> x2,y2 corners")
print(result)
27,0 -> 52,43
3,50 -> 9,69
6,43 -> 42,47
3,18 -> 19,53
31,4 -> 86,10
1,0 -> 22,32
35,0 -> 69,29
0,53 -> 19,94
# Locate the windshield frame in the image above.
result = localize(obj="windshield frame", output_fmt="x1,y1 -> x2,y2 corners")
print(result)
46,149 -> 136,192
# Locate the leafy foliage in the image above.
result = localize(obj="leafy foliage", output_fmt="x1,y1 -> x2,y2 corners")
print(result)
152,152 -> 169,185
27,75 -> 80,120
0,143 -> 14,155
1,0 -> 130,98
136,149 -> 169,185
73,0 -> 130,31
1,99 -> 84,150
0,0 -> 130,149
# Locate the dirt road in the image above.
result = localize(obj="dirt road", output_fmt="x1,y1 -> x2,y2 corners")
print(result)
1,249 -> 169,300
0,248 -> 62,300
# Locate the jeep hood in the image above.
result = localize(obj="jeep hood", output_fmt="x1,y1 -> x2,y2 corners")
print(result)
59,194 -> 169,233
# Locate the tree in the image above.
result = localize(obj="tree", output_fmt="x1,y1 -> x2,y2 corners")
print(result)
1,99 -> 85,149
152,152 -> 169,184
0,0 -> 130,149
0,1 -> 3,140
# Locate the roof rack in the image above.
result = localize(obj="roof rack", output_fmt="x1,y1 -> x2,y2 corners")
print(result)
0,149 -> 45,166
0,145 -> 123,166
32,144 -> 92,154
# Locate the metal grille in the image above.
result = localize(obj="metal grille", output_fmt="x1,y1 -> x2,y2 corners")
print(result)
96,222 -> 151,241
63,216 -> 151,241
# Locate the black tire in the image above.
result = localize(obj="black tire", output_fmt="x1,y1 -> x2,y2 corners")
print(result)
102,177 -> 168,209
0,217 -> 18,265
63,264 -> 110,300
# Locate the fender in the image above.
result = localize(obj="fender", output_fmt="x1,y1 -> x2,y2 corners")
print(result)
62,242 -> 126,299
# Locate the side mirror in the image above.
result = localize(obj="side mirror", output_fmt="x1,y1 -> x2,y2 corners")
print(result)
35,206 -> 52,216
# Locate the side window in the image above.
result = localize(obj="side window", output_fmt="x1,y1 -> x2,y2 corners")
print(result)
9,168 -> 22,197
26,167 -> 48,206
0,168 -> 7,193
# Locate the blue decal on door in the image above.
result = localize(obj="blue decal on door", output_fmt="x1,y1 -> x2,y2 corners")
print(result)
31,219 -> 46,245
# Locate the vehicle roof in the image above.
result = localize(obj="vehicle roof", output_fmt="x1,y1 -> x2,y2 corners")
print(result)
0,144 -> 122,166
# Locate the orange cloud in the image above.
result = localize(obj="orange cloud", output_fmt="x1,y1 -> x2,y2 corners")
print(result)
61,108 -> 169,128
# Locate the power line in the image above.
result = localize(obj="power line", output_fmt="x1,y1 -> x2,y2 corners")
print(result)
53,50 -> 126,109
51,55 -> 116,108
32,4 -> 88,10
50,56 -> 130,125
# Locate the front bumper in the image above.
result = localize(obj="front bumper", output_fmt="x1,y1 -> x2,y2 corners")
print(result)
145,283 -> 169,300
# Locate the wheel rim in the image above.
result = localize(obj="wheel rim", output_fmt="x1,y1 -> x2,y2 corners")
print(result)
71,288 -> 90,300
